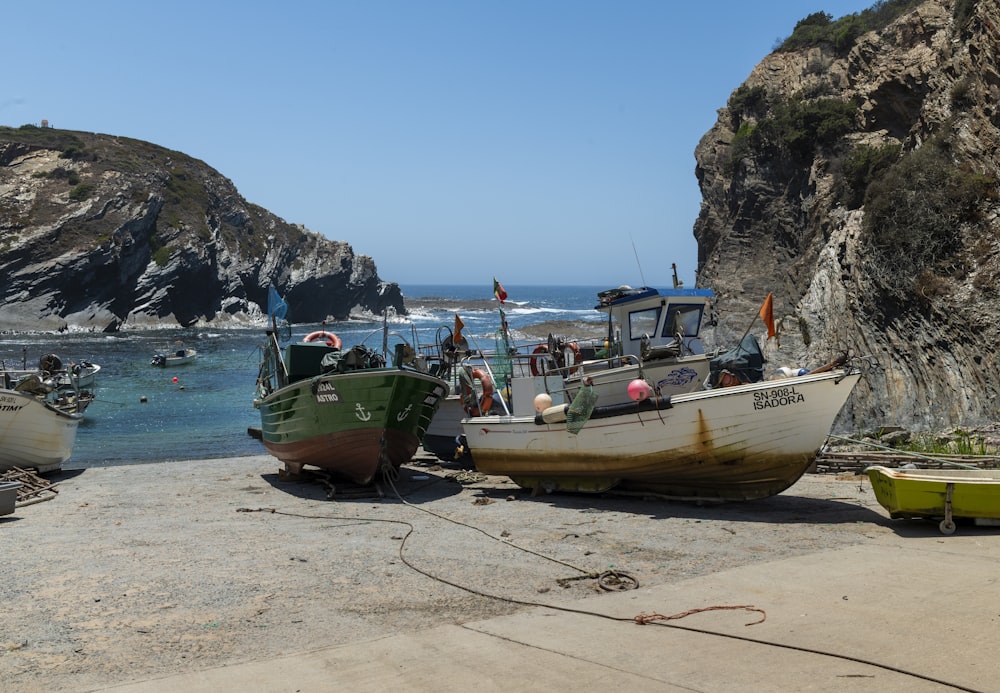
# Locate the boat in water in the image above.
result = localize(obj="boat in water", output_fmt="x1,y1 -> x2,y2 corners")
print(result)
252,289 -> 450,485
866,465 -> 1000,534
151,344 -> 197,367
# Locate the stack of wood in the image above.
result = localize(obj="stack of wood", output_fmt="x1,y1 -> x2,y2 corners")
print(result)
0,467 -> 58,506
814,450 -> 1000,474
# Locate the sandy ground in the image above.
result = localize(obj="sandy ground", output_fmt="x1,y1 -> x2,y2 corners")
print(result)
2,451 -> 894,692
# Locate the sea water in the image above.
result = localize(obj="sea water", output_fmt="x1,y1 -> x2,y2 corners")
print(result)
0,285 -> 619,469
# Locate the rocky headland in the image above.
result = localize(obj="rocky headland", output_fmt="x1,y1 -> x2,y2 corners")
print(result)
693,0 -> 1000,432
0,127 -> 402,332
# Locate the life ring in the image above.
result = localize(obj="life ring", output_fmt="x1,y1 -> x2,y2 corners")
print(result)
529,345 -> 549,376
563,342 -> 582,375
462,368 -> 495,416
303,331 -> 342,349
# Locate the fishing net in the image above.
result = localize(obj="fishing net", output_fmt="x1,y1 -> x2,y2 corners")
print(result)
492,329 -> 513,387
566,384 -> 598,435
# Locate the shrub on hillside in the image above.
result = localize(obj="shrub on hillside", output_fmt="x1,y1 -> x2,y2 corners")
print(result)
861,142 -> 996,298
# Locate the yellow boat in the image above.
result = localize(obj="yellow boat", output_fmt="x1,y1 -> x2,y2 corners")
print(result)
865,465 -> 1000,535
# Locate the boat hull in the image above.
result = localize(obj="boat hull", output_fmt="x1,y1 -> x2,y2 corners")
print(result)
0,390 -> 82,473
865,466 -> 1000,521
422,394 -> 472,463
462,370 -> 861,500
256,369 -> 447,485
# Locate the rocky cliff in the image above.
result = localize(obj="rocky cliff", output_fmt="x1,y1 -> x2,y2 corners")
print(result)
0,127 -> 403,331
694,0 -> 1000,431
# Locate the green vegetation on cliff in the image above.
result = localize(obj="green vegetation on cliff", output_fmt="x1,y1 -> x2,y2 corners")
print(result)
776,0 -> 925,56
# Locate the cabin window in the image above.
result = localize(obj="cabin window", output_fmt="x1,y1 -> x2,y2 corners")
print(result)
662,305 -> 704,339
628,306 -> 661,342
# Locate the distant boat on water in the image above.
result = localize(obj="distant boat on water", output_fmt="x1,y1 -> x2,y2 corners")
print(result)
151,344 -> 197,367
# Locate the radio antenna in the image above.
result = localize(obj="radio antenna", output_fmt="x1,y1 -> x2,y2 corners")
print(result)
630,235 -> 647,287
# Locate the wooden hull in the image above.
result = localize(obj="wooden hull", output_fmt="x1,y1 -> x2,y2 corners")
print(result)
866,466 -> 1000,521
256,369 -> 447,485
462,370 -> 860,500
0,389 -> 82,473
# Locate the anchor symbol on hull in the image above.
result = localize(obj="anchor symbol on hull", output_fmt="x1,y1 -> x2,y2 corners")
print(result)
396,404 -> 412,422
355,403 -> 372,422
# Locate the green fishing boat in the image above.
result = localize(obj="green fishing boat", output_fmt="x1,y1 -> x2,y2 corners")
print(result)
253,290 -> 449,485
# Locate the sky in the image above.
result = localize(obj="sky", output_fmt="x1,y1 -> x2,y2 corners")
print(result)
4,1 -> 879,289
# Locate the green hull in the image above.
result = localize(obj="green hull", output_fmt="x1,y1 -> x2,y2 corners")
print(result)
866,466 -> 1000,521
257,368 -> 447,484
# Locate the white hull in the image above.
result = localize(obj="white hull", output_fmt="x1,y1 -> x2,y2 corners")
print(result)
461,370 -> 861,500
0,389 -> 82,473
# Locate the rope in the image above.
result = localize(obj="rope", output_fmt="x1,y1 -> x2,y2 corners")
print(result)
381,472 -> 600,578
636,605 -> 766,627
235,472 -> 986,692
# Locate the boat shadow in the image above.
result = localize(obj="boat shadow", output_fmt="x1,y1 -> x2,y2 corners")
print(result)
498,488 -> 887,526
260,464 -> 466,505
875,517 -> 1000,537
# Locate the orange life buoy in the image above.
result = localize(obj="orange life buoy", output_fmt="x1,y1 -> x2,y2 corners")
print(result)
462,368 -> 495,416
529,345 -> 548,377
563,342 -> 582,375
303,331 -> 342,349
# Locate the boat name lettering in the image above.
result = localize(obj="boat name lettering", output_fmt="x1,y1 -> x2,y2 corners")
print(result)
0,395 -> 25,411
314,381 -> 340,403
753,386 -> 804,410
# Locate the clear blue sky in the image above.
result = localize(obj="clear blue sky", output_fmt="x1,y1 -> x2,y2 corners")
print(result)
5,1 -> 876,288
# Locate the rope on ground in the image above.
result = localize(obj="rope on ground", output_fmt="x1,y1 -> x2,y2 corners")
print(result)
635,605 -> 766,627
235,489 -> 986,693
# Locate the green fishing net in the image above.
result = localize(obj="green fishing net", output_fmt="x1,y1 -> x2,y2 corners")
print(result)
566,384 -> 598,434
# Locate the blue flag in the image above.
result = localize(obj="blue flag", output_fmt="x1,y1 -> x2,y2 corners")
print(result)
267,285 -> 288,323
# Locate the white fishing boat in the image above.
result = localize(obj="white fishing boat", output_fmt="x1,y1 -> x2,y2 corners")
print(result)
151,345 -> 197,367
422,282 -> 717,463
0,386 -> 82,473
460,363 -> 861,500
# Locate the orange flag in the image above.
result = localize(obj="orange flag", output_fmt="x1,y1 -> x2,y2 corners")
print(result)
759,293 -> 776,340
454,313 -> 465,342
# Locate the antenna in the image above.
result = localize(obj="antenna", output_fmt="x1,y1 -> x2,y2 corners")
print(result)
630,235 -> 647,287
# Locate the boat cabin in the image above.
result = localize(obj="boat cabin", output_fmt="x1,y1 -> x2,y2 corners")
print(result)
595,285 -> 714,360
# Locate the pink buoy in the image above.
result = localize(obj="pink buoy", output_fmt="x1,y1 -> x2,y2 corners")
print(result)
172,376 -> 179,383
627,379 -> 651,402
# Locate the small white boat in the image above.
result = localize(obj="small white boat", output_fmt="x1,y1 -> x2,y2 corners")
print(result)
151,346 -> 197,367
67,360 -> 100,390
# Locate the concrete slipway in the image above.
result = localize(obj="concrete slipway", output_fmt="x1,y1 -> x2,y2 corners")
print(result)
101,532 -> 999,693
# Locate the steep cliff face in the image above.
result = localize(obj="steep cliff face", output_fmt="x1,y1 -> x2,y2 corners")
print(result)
0,128 -> 403,331
694,0 -> 1000,431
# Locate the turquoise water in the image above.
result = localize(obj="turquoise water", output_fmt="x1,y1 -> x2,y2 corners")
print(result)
1,285 -> 619,469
